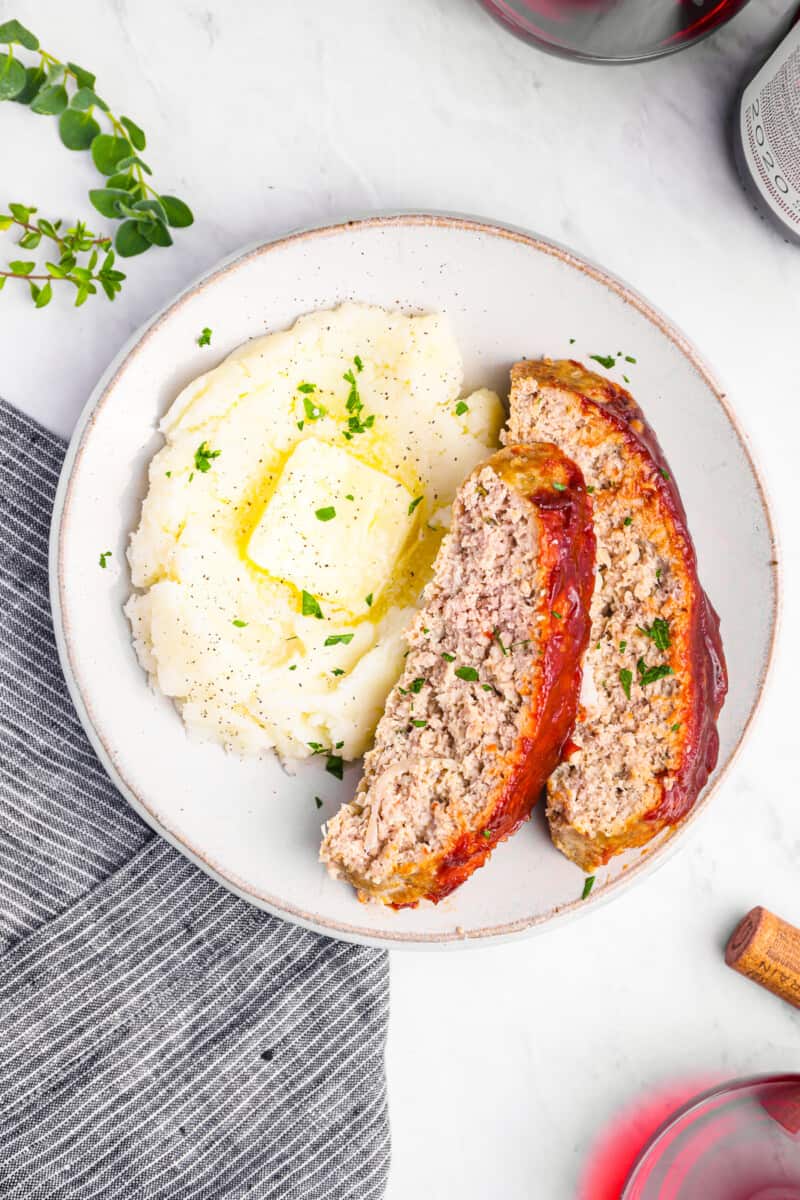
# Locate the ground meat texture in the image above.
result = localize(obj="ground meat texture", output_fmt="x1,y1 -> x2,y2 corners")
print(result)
505,359 -> 727,872
320,443 -> 595,907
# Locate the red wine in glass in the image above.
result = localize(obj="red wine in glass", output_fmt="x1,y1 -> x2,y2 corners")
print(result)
622,1076 -> 800,1200
478,0 -> 753,63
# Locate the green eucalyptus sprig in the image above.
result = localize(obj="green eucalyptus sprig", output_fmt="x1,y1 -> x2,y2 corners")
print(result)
0,17 -> 193,308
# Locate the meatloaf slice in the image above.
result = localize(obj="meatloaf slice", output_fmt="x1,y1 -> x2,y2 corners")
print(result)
320,443 -> 595,907
506,359 -> 727,872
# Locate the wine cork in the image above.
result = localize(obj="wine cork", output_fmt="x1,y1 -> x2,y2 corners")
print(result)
725,906 -> 800,1010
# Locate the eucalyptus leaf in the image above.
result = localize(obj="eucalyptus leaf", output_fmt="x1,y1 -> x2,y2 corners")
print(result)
66,61 -> 95,90
13,64 -> 46,105
90,133 -> 131,175
0,20 -> 39,51
141,218 -> 172,247
30,83 -> 68,115
120,115 -> 145,150
88,187 -> 129,219
59,107 -> 100,150
0,53 -> 26,100
160,195 -> 194,228
115,220 -> 150,257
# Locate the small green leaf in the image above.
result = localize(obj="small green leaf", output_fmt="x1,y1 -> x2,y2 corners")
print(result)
408,496 -> 423,516
70,85 -> 106,111
66,61 -> 96,90
30,82 -> 68,114
324,633 -> 354,646
91,134 -> 132,175
115,220 -> 150,257
581,875 -> 596,900
88,188 -> 129,219
454,401 -> 469,416
0,216 -> 11,231
34,280 -> 52,308
8,202 -> 33,222
315,506 -> 336,522
232,619 -> 248,628
141,218 -> 172,247
59,107 -> 101,150
0,20 -> 39,50
301,590 -> 324,620
0,276 -> 5,291
0,53 -> 27,100
9,260 -> 35,276
455,666 -> 479,682
197,327 -> 212,347
18,230 -> 41,249
13,64 -> 46,105
132,197 -> 167,223
325,754 -> 344,780
119,115 -> 146,150
106,171 -> 138,192
619,668 -> 633,700
160,195 -> 194,229
116,153 -> 152,175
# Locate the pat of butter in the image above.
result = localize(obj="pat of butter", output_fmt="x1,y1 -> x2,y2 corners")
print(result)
247,439 -> 414,611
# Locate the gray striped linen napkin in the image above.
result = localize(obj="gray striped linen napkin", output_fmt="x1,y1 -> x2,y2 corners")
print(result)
0,398 -> 390,1200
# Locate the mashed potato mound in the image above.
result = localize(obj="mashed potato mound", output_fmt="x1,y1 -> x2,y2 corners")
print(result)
125,304 -> 503,761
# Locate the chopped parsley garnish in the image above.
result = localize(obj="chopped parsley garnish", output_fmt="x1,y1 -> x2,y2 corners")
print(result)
324,633 -> 354,647
671,722 -> 680,732
552,481 -> 567,492
411,719 -> 427,728
308,742 -> 325,754
353,355 -> 363,373
481,683 -> 495,693
315,506 -> 336,522
232,619 -> 248,628
289,665 -> 297,671
569,337 -> 576,345
581,875 -> 596,900
98,550 -> 112,569
455,666 -> 479,681
408,496 -> 423,516
331,668 -> 345,677
656,568 -> 662,583
586,485 -> 595,494
194,441 -> 221,473
455,401 -> 469,416
325,754 -> 344,780
589,354 -> 615,370
197,327 -> 212,347
342,367 -> 374,436
623,516 -> 633,526
493,628 -> 510,656
660,468 -> 670,481
619,668 -> 633,700
619,639 -> 627,653
297,420 -> 305,431
301,590 -> 324,619
302,394 -> 326,421
625,355 -> 637,364
335,740 -> 344,749
441,652 -> 455,662
623,375 -> 630,384
637,660 -> 674,687
345,494 -> 355,501
551,610 -> 563,620
482,829 -> 492,840
297,382 -> 317,393
409,678 -> 425,693
637,618 -> 671,652
365,593 -> 373,607
165,471 -> 172,478
315,796 -> 323,809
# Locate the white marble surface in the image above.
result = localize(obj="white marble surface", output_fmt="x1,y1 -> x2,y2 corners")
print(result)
3,0 -> 800,1194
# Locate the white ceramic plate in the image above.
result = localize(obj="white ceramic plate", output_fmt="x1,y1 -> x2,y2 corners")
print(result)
51,214 -> 777,949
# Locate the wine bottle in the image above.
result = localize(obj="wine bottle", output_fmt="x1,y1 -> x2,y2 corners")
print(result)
734,24 -> 800,246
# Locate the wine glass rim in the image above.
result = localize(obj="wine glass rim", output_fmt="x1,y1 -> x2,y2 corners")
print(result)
621,1073 -> 800,1195
477,0 -> 754,65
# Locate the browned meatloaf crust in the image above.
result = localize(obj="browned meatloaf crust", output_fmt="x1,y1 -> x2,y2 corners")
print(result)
506,359 -> 727,871
320,443 -> 596,907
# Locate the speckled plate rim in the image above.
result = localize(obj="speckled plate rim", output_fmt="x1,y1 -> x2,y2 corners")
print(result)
50,212 -> 781,950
